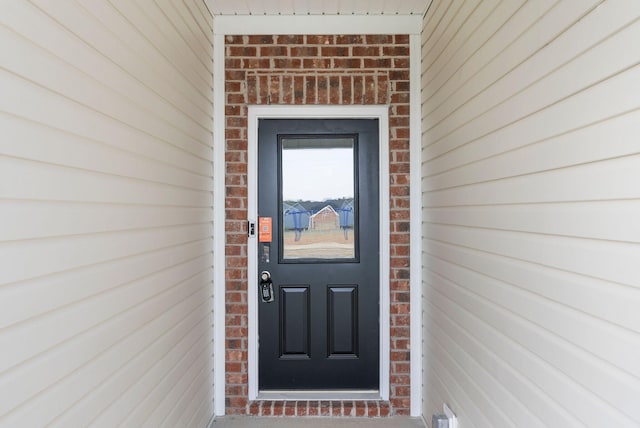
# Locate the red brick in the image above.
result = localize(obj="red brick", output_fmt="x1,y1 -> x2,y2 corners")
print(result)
249,402 -> 260,415
306,35 -> 334,44
336,35 -> 364,44
272,58 -> 302,69
277,35 -> 304,44
377,74 -> 389,104
226,105 -> 242,115
321,46 -> 349,56
390,115 -> 409,127
291,46 -> 319,56
394,57 -> 410,68
380,402 -> 391,417
355,401 -> 366,416
226,397 -> 247,409
353,46 -> 380,56
244,58 -> 271,69
273,401 -> 284,416
296,401 -> 308,416
320,401 -> 331,416
384,46 -> 409,56
229,46 -> 256,56
390,163 -> 410,174
227,93 -> 245,104
247,35 -> 274,44
261,401 -> 273,416
391,92 -> 409,104
391,303 -> 411,316
364,75 -> 376,104
282,75 -> 294,104
364,58 -> 391,68
393,314 -> 411,327
392,291 -> 410,302
329,75 -> 340,104
367,401 -> 379,417
258,75 -> 269,103
308,401 -> 319,416
342,401 -> 355,417
224,291 -> 243,302
367,35 -> 393,44
395,80 -> 410,92
391,375 -> 411,385
390,350 -> 411,362
225,385 -> 244,395
294,75 -> 304,102
390,139 -> 409,151
225,35 -> 244,44
303,58 -> 332,69
226,362 -> 242,372
391,398 -> 411,414
285,401 -> 296,415
260,46 -> 288,56
333,57 -> 361,68
317,76 -> 328,104
225,128 -> 241,139
353,75 -> 364,104
305,75 -> 317,104
269,76 -> 281,102
332,402 -> 342,416
226,70 -> 246,80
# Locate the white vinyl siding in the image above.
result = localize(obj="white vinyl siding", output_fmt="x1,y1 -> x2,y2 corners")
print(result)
0,1 -> 214,427
421,1 -> 640,427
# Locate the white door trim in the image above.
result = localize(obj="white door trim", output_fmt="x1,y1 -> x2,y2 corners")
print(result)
247,105 -> 390,401
212,32 -> 227,417
409,33 -> 423,417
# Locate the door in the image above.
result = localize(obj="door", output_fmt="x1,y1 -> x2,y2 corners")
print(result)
258,119 -> 379,390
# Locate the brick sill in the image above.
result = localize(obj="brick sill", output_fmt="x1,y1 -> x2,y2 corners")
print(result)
247,400 -> 392,417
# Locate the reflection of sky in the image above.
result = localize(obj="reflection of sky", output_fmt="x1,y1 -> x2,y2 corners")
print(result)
282,148 -> 354,201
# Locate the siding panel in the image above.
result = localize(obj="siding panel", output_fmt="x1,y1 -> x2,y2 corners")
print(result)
422,2 -> 640,427
0,1 -> 214,427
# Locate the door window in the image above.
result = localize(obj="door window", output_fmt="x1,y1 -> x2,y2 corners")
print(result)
280,136 -> 357,262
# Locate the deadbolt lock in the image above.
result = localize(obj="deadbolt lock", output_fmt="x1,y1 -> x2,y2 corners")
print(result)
259,271 -> 274,303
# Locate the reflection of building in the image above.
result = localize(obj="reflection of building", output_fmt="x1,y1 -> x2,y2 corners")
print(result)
283,202 -> 310,230
309,205 -> 339,230
337,199 -> 355,228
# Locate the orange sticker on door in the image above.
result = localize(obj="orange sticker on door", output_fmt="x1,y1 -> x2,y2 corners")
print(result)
258,217 -> 272,242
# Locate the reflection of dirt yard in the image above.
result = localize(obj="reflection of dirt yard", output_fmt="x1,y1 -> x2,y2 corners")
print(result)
283,229 -> 354,259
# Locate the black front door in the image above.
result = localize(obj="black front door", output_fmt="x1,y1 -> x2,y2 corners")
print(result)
258,119 -> 379,390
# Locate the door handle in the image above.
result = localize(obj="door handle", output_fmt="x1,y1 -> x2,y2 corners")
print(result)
259,271 -> 274,303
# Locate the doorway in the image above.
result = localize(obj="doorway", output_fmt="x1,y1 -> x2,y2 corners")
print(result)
248,106 -> 390,400
257,119 -> 379,391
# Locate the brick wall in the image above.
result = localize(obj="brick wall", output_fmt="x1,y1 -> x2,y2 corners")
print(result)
224,34 -> 411,415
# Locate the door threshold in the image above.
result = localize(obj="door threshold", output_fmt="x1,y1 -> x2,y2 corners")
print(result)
257,390 -> 381,401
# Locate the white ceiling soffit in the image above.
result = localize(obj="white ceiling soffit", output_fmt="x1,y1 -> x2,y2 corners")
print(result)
204,0 -> 431,16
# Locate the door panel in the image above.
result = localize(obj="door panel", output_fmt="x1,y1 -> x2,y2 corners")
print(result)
328,286 -> 358,357
258,119 -> 379,390
280,286 -> 310,358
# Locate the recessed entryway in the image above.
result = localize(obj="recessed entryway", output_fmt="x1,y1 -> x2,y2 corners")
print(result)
246,106 -> 391,402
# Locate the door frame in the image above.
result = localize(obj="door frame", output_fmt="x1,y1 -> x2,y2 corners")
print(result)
247,105 -> 390,400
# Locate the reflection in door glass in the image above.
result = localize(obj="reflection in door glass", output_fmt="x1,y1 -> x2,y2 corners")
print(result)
281,136 -> 356,261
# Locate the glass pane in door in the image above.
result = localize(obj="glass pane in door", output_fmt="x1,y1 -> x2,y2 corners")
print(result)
280,136 -> 357,261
